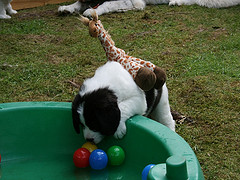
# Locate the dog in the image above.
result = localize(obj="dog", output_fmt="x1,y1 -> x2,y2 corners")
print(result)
58,0 -> 240,17
169,0 -> 240,8
0,0 -> 17,19
72,61 -> 175,144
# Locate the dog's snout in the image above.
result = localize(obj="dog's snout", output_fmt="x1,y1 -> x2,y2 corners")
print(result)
86,138 -> 94,142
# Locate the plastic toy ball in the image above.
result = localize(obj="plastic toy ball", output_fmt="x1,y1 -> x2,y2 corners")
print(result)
107,145 -> 125,166
82,142 -> 98,153
89,149 -> 108,170
142,164 -> 155,180
73,148 -> 91,168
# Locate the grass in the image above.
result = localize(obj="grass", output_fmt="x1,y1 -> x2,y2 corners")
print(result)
0,2 -> 239,179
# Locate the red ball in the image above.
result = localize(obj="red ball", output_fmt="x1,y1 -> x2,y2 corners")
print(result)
73,148 -> 91,168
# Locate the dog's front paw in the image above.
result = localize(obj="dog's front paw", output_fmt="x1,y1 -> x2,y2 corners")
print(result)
169,0 -> 180,6
114,122 -> 126,139
58,6 -> 74,14
58,1 -> 81,14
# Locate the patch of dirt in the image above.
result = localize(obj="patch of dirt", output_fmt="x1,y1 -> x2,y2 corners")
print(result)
171,110 -> 195,124
210,26 -> 228,40
193,25 -> 228,40
25,34 -> 64,45
125,29 -> 157,41
16,9 -> 57,20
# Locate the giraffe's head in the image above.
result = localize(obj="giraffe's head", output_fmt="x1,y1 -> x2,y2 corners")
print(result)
80,10 -> 100,38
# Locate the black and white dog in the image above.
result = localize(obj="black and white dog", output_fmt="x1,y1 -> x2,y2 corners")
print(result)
59,0 -> 240,17
72,61 -> 175,144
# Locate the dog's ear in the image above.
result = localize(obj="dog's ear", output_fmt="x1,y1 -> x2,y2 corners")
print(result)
72,94 -> 82,134
95,90 -> 121,136
83,88 -> 121,136
97,103 -> 120,136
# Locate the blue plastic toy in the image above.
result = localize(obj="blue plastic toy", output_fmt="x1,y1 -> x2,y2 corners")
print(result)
89,149 -> 108,170
142,164 -> 155,180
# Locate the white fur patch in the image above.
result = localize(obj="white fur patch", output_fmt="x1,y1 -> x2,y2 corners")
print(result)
169,0 -> 240,8
0,0 -> 17,19
58,0 -> 240,16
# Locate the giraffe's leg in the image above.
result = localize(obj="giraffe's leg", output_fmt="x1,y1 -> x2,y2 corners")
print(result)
117,58 -> 156,91
135,66 -> 157,91
126,56 -> 166,90
153,66 -> 167,89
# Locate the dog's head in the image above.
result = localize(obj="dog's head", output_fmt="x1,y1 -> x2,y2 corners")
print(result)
72,87 -> 120,144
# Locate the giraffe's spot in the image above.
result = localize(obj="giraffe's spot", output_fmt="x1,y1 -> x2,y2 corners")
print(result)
119,58 -> 126,64
133,67 -> 140,71
146,62 -> 151,67
116,56 -> 121,60
105,41 -> 110,47
106,47 -> 110,52
106,37 -> 112,42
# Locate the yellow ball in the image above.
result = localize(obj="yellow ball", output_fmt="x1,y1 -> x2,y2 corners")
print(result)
82,142 -> 98,153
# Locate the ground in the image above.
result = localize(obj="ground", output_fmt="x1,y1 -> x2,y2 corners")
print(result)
0,2 -> 239,179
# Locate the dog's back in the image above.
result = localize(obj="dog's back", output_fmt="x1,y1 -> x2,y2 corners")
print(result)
80,61 -> 146,106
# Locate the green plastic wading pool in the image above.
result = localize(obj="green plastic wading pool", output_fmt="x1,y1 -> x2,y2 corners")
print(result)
0,102 -> 204,180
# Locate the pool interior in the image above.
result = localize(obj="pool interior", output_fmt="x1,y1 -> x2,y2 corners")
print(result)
0,105 -> 170,179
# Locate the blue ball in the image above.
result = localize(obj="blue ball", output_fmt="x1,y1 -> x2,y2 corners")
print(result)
142,164 -> 155,180
89,149 -> 108,170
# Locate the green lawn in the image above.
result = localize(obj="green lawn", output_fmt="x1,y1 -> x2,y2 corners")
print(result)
0,2 -> 239,179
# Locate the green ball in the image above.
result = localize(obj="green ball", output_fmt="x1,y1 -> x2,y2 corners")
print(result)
107,146 -> 125,166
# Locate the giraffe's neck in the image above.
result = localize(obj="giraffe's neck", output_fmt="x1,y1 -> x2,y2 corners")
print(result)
96,23 -> 126,61
97,27 -> 115,52
93,22 -> 156,84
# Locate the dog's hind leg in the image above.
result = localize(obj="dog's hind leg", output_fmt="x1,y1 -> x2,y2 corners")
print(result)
83,0 -> 146,17
150,84 -> 175,131
58,1 -> 84,14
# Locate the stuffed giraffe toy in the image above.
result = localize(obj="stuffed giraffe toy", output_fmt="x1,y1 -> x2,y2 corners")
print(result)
80,11 -> 166,91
